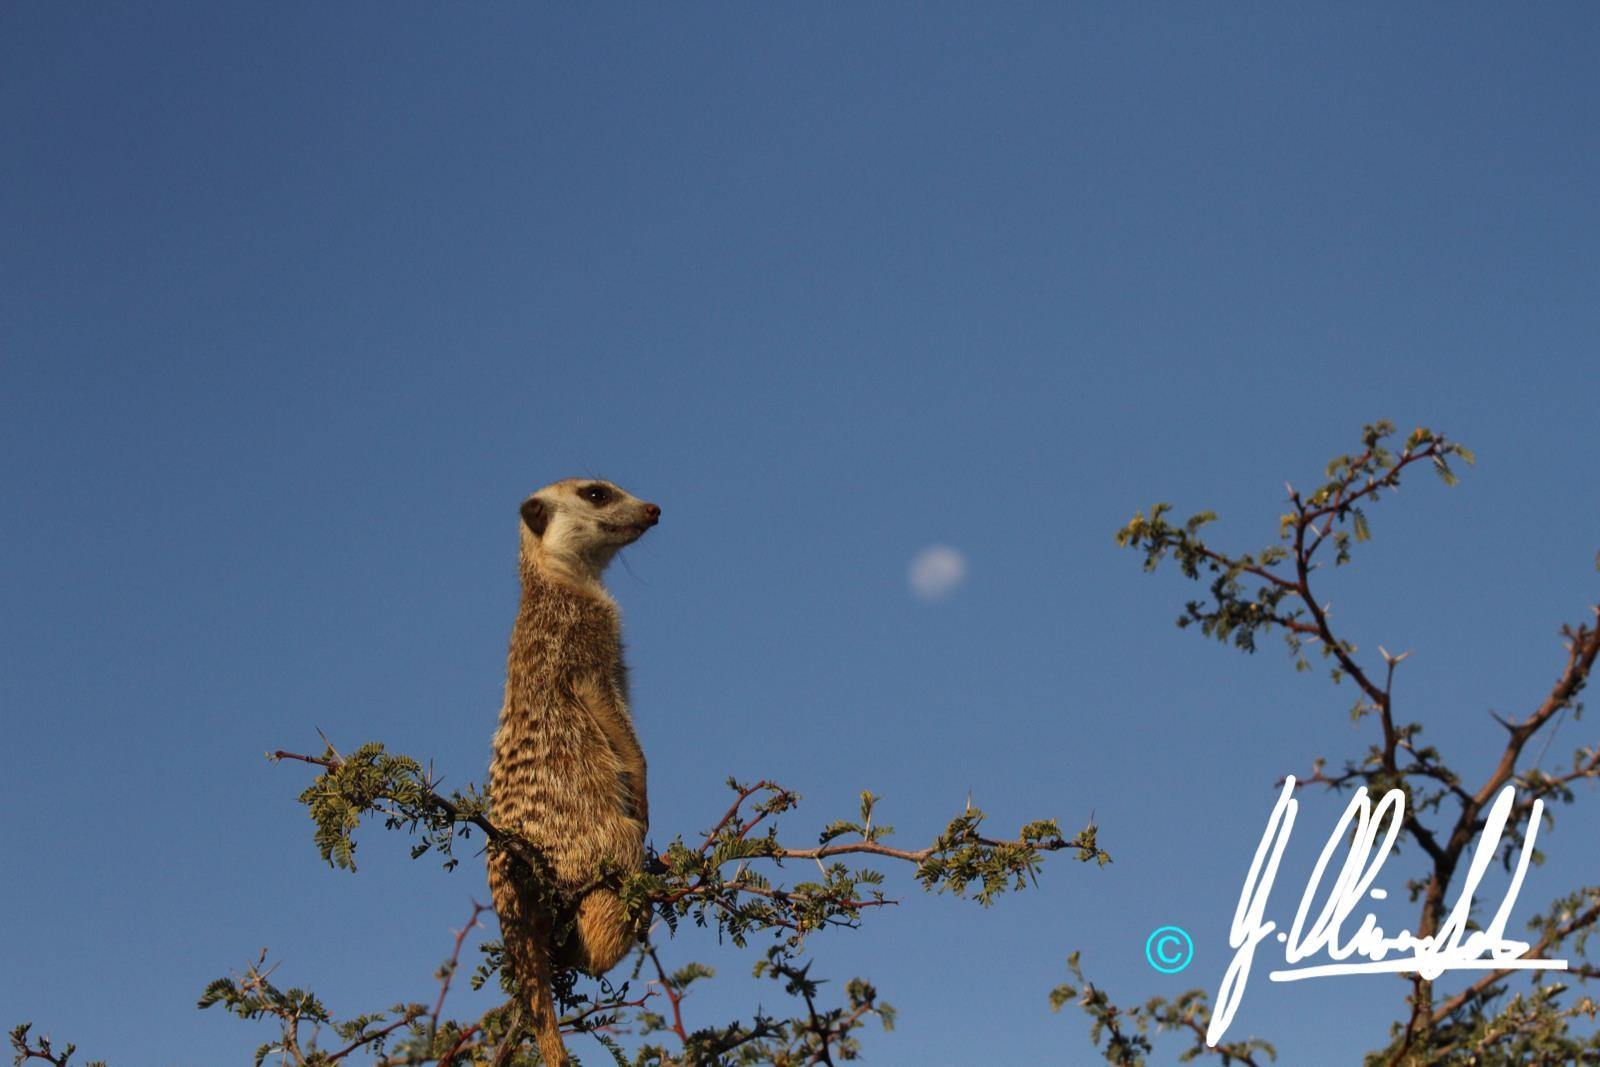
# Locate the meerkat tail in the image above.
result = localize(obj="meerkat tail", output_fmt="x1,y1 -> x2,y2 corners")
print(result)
503,915 -> 568,1066
530,978 -> 567,1066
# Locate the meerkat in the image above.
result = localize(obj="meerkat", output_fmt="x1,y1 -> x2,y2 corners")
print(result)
487,477 -> 660,1067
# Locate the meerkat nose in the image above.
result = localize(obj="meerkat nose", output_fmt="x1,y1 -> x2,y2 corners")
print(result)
643,503 -> 661,525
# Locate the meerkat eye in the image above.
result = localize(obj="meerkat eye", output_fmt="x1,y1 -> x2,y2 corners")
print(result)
579,484 -> 613,506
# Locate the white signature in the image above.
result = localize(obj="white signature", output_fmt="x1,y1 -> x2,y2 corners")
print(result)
1207,776 -> 1565,1046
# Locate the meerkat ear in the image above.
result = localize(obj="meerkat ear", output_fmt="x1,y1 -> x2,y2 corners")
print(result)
520,497 -> 549,537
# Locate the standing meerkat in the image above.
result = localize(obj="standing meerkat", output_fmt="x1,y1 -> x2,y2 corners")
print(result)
487,477 -> 660,1067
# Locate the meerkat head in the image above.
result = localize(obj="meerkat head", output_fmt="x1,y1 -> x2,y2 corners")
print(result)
518,478 -> 661,585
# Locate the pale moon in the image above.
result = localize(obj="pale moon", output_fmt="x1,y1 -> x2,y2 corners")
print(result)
908,545 -> 967,601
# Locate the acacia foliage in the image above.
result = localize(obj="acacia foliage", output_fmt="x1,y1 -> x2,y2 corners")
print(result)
1059,421 -> 1600,1066
184,754 -> 1104,1065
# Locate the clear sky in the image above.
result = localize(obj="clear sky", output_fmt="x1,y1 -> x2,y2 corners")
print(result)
3,5 -> 1598,1064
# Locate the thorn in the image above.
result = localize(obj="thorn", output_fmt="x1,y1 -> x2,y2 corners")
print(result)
1379,646 -> 1413,665
314,725 -> 345,762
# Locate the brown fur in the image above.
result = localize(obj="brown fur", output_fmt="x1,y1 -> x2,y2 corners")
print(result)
487,479 -> 658,1066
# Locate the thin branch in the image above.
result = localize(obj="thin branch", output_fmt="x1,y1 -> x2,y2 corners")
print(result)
1429,895 -> 1600,1027
1468,612 -> 1600,816
326,1009 -> 425,1063
269,749 -> 547,875
645,944 -> 690,1047
431,901 -> 490,1038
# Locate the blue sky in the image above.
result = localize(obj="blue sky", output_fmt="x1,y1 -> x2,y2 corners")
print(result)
3,5 -> 1598,1063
